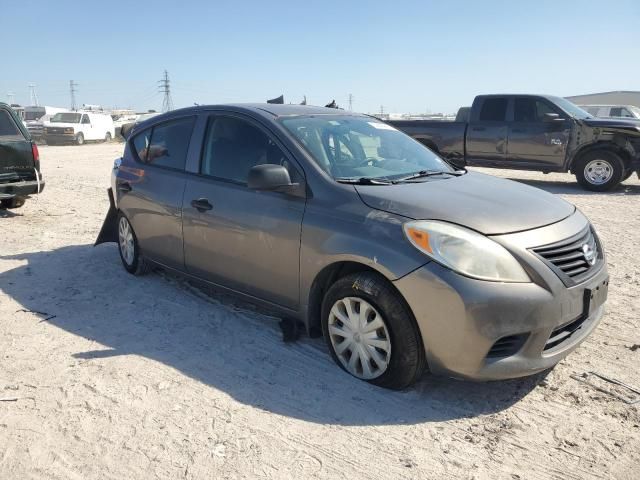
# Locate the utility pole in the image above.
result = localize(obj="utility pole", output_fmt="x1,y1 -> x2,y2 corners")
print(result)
28,83 -> 39,106
7,92 -> 15,105
69,80 -> 78,110
348,93 -> 354,111
158,70 -> 173,113
380,105 -> 384,116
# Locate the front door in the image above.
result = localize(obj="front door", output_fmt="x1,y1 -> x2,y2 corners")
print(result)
182,114 -> 306,309
507,97 -> 571,168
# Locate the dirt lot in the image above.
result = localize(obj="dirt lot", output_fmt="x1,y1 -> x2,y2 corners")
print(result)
1,143 -> 639,479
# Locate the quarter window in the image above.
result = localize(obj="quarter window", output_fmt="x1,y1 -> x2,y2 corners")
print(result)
0,109 -> 24,140
201,116 -> 298,184
478,98 -> 508,121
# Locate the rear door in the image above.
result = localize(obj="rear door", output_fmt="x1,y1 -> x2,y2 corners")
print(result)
465,96 -> 508,165
0,106 -> 34,180
182,113 -> 306,309
507,96 -> 571,168
118,115 -> 197,270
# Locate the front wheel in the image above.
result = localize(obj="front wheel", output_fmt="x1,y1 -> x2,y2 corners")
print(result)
75,133 -> 85,145
321,272 -> 426,389
104,132 -> 112,143
117,213 -> 152,275
574,150 -> 624,191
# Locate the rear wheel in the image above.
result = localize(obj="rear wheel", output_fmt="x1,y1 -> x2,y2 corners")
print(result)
321,272 -> 425,389
574,149 -> 624,191
117,213 -> 152,275
75,133 -> 85,145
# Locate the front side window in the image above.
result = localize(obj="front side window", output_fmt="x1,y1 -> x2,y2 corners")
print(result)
478,98 -> 508,122
281,116 -> 452,181
81,114 -> 90,124
133,117 -> 195,170
0,109 -> 24,140
514,98 -> 558,122
201,116 -> 298,184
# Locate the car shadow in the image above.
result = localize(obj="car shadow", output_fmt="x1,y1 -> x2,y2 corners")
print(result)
0,244 -> 547,426
0,208 -> 23,218
504,177 -> 640,196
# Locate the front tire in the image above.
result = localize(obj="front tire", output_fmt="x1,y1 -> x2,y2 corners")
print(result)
117,213 -> 152,275
574,150 -> 625,191
321,272 -> 426,389
104,132 -> 112,143
75,133 -> 85,145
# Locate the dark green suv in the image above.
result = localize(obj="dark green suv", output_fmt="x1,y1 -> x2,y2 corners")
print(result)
0,102 -> 44,209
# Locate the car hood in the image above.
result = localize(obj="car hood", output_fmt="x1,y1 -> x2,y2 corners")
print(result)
355,171 -> 575,235
583,117 -> 640,134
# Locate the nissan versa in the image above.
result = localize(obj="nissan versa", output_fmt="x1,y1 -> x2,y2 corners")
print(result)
96,104 -> 608,389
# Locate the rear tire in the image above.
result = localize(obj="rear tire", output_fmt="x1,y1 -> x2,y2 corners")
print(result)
321,271 -> 426,389
1,197 -> 26,209
117,213 -> 152,275
574,149 -> 624,191
75,133 -> 85,145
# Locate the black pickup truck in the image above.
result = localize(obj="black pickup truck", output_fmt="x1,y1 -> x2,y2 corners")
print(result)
389,94 -> 640,191
0,102 -> 44,209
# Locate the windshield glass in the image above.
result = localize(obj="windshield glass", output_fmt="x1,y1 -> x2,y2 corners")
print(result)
548,97 -> 593,119
628,106 -> 640,118
281,116 -> 453,181
24,110 -> 45,121
51,112 -> 81,123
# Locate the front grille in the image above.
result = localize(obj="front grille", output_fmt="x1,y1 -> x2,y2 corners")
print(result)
46,127 -> 66,134
532,227 -> 600,284
487,333 -> 529,358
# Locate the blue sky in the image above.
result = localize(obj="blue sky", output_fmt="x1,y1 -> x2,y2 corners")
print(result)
2,0 -> 639,114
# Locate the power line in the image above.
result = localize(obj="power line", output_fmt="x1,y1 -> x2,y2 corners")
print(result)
69,80 -> 78,110
28,83 -> 39,106
158,70 -> 173,112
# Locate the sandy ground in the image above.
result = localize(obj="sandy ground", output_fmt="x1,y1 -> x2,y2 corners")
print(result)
1,143 -> 639,480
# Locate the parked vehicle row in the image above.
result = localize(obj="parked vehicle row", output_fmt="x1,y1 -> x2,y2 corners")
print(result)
579,104 -> 640,120
388,94 -> 640,191
0,102 -> 45,209
43,111 -> 115,145
96,103 -> 609,389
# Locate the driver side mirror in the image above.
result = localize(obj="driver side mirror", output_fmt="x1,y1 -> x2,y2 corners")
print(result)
248,164 -> 303,196
543,112 -> 565,122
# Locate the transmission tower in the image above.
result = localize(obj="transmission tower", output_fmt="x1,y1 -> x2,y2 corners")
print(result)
348,93 -> 354,111
158,70 -> 173,112
7,92 -> 15,105
380,105 -> 384,115
69,80 -> 78,110
28,83 -> 39,106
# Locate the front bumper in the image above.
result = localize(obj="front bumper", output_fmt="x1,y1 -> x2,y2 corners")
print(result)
394,211 -> 608,381
0,178 -> 45,199
44,133 -> 76,143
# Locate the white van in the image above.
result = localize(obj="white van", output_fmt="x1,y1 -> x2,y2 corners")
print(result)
43,111 -> 115,145
579,104 -> 640,120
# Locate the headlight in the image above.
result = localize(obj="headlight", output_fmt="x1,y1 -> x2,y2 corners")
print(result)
404,220 -> 530,282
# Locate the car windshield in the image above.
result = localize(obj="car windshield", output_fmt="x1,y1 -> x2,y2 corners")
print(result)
548,97 -> 593,119
24,110 -> 45,121
51,112 -> 81,123
280,115 -> 453,181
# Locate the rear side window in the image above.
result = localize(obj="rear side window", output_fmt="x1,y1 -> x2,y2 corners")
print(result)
0,109 -> 25,141
478,98 -> 508,121
132,117 -> 196,170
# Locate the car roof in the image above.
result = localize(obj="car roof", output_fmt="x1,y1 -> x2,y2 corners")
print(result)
160,103 -> 364,119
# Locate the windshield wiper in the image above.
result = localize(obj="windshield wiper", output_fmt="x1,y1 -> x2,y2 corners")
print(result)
335,177 -> 393,185
391,170 -> 465,184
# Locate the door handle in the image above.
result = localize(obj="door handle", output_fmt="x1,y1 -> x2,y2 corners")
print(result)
117,182 -> 132,193
191,198 -> 213,212
472,127 -> 486,132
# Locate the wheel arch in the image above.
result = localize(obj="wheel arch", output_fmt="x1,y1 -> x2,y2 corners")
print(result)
568,141 -> 631,173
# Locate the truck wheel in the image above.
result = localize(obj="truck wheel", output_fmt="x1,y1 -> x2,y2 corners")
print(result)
1,197 -> 26,209
321,271 -> 426,389
574,150 -> 624,192
75,133 -> 85,145
104,132 -> 112,143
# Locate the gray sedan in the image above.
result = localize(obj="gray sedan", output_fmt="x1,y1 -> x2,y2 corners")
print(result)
97,104 -> 608,389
